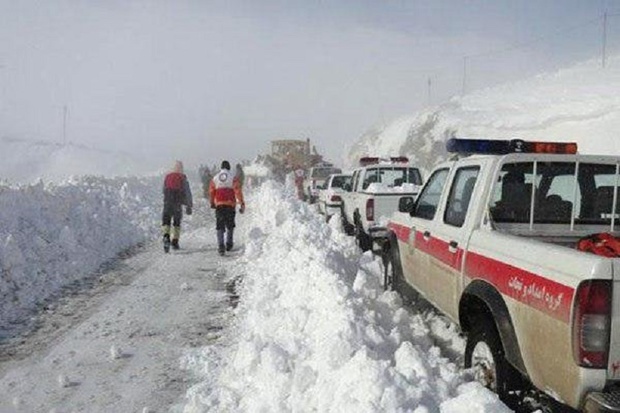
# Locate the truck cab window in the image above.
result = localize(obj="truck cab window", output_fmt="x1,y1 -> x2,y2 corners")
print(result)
490,163 -> 534,223
378,167 -> 422,187
489,161 -> 620,226
362,168 -> 378,189
407,168 -> 423,185
412,169 -> 449,220
578,163 -> 618,224
331,175 -> 350,189
444,167 -> 479,227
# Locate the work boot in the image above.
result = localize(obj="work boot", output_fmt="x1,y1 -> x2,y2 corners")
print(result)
171,238 -> 179,250
226,243 -> 233,251
163,233 -> 171,253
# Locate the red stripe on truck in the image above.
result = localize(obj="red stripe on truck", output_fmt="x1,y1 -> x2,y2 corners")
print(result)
387,222 -> 410,243
465,251 -> 574,323
387,222 -> 574,323
414,231 -> 464,271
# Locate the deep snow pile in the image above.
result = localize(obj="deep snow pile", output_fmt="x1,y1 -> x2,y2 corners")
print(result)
0,175 -> 162,332
347,56 -> 620,171
181,181 -> 510,412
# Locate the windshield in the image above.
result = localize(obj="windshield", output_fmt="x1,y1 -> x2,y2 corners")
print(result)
331,175 -> 351,188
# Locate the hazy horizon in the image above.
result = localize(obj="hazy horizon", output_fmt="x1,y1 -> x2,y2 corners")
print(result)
1,0 -> 617,170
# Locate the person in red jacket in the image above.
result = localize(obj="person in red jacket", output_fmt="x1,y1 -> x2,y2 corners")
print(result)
162,160 -> 193,252
209,160 -> 245,255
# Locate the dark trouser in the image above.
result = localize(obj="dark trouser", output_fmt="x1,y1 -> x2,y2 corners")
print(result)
215,206 -> 236,250
162,203 -> 182,239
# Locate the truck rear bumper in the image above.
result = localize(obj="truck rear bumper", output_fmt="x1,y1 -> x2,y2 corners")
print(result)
584,388 -> 620,412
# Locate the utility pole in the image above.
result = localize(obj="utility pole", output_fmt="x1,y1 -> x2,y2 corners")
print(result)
63,105 -> 68,146
462,56 -> 468,95
603,11 -> 608,68
427,77 -> 432,106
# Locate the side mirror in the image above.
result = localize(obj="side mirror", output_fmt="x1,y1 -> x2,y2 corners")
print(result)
398,196 -> 415,214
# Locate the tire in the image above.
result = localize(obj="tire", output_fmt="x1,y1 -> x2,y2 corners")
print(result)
383,239 -> 404,291
464,319 -> 518,402
341,205 -> 355,236
354,216 -> 372,252
383,245 -> 395,291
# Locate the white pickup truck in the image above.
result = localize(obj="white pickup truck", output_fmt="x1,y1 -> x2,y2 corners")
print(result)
304,165 -> 342,204
380,138 -> 620,412
317,173 -> 352,221
340,157 -> 422,251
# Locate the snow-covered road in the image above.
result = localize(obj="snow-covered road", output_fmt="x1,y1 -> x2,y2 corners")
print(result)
0,209 -> 237,413
0,181 -> 513,413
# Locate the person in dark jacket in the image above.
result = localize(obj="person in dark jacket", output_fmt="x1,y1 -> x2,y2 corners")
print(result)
235,163 -> 245,187
162,160 -> 193,252
199,165 -> 213,200
209,160 -> 245,255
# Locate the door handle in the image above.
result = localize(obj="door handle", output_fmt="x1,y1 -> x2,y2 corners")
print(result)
423,231 -> 431,241
448,240 -> 458,253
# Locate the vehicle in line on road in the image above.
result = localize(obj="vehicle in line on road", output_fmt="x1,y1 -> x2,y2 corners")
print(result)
317,173 -> 352,220
304,165 -> 342,204
340,156 -> 422,251
379,137 -> 620,412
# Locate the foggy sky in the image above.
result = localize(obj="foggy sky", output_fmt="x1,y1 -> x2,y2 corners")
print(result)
0,0 -> 614,171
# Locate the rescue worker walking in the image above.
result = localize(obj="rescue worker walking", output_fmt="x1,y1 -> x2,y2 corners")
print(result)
199,165 -> 212,199
235,163 -> 245,187
162,160 -> 193,253
209,160 -> 245,256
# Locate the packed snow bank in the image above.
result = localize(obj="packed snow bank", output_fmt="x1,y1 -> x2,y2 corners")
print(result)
348,55 -> 620,171
182,181 -> 510,412
0,176 -> 161,332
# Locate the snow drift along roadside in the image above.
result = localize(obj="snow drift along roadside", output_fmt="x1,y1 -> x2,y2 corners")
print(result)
182,181 -> 510,412
0,176 -> 162,332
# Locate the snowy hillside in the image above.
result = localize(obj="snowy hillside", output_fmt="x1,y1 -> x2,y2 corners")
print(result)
347,56 -> 620,173
0,137 -> 155,184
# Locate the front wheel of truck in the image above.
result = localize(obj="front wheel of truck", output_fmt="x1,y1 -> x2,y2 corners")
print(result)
340,205 -> 355,236
383,242 -> 399,291
382,245 -> 393,291
464,320 -> 515,402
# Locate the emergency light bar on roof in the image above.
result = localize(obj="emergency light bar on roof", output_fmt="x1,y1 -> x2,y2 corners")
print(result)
446,138 -> 578,155
359,156 -> 409,166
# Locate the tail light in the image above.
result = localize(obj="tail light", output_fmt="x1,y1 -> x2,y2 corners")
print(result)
330,194 -> 342,203
572,280 -> 611,368
366,199 -> 374,221
390,156 -> 409,163
360,157 -> 380,166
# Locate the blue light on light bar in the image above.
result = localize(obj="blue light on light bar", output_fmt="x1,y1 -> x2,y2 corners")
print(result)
446,138 -> 511,154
